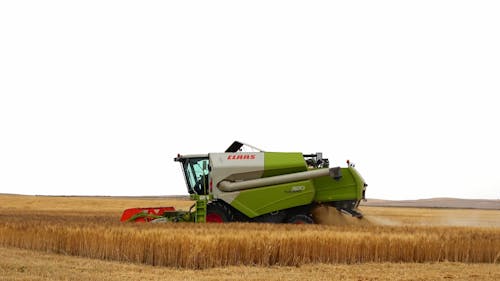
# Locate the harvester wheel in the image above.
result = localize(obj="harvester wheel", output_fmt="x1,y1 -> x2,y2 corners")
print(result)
206,201 -> 234,223
287,214 -> 314,224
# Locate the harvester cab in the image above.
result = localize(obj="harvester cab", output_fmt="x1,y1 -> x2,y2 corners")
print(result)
121,141 -> 367,224
174,141 -> 264,196
174,155 -> 210,195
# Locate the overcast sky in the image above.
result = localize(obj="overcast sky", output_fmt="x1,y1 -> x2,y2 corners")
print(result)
1,1 -> 499,200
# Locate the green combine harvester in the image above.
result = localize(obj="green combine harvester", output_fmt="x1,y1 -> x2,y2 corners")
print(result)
121,141 -> 367,224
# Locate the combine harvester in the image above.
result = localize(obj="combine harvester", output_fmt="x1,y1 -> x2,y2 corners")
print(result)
121,141 -> 367,224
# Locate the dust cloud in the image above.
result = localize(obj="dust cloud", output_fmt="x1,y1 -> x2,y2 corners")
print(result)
312,206 -> 403,226
362,215 -> 401,226
312,206 -> 500,227
313,206 -> 370,226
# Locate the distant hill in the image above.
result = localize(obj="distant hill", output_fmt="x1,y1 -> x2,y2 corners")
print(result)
362,198 -> 500,210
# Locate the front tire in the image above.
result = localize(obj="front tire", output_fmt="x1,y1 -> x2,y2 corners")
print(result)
287,214 -> 314,224
206,201 -> 234,223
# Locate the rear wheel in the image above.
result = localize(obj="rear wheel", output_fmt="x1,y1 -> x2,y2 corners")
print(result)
287,214 -> 314,224
206,201 -> 234,223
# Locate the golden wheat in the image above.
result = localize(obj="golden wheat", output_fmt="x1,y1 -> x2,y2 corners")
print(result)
2,246 -> 500,281
0,218 -> 498,269
1,195 -> 499,269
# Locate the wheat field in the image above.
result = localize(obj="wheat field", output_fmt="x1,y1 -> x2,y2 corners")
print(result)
0,194 -> 499,280
0,219 -> 498,268
0,195 -> 499,267
2,247 -> 499,281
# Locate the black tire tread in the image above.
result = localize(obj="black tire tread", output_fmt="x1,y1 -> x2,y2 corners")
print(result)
206,201 -> 234,222
287,214 -> 314,224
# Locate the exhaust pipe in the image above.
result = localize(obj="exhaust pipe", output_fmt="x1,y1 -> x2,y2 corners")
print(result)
218,167 -> 342,192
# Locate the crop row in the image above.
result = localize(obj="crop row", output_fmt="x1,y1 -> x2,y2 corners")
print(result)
0,219 -> 498,269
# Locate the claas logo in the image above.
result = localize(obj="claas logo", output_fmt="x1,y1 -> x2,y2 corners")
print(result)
227,154 -> 256,160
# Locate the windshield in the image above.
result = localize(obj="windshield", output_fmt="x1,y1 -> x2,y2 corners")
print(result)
180,157 -> 209,195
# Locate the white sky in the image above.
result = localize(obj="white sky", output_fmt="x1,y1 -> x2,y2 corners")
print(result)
1,1 -> 499,200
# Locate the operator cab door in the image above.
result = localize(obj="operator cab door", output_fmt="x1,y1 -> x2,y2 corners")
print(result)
175,157 -> 209,195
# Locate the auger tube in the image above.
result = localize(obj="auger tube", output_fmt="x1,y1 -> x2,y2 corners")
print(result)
217,167 -> 342,192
